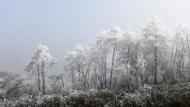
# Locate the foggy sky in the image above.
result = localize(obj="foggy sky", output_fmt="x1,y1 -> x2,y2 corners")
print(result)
0,0 -> 190,74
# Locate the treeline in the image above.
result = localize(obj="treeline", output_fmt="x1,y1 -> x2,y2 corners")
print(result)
64,16 -> 190,91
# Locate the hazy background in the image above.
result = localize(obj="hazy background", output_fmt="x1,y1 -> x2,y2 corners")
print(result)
0,0 -> 190,74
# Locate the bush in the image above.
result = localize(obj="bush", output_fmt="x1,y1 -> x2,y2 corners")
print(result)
1,83 -> 190,107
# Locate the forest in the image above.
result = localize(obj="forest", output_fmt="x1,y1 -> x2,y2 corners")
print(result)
1,16 -> 190,107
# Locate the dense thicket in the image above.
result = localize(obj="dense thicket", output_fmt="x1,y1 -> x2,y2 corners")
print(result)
1,83 -> 190,107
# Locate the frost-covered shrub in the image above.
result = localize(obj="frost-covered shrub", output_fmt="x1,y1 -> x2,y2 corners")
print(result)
62,89 -> 115,107
117,93 -> 140,107
136,84 -> 152,98
116,84 -> 152,107
92,89 -> 115,107
36,94 -> 62,107
2,84 -> 190,107
65,93 -> 88,106
0,99 -> 16,107
15,94 -> 34,107
95,89 -> 114,101
63,91 -> 101,107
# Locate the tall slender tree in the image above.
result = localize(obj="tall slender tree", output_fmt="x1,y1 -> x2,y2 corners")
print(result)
25,44 -> 56,95
142,15 -> 167,84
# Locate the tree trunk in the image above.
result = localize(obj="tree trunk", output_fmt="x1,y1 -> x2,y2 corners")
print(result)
104,55 -> 107,88
42,61 -> 45,95
72,70 -> 77,90
110,46 -> 116,88
61,78 -> 64,88
154,43 -> 158,84
72,70 -> 75,90
171,47 -> 178,83
37,64 -> 41,92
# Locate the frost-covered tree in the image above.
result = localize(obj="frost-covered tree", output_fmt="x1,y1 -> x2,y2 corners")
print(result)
65,45 -> 92,89
142,16 -> 168,84
94,27 -> 124,88
171,26 -> 190,82
115,30 -> 146,89
0,71 -> 27,98
25,44 -> 56,95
